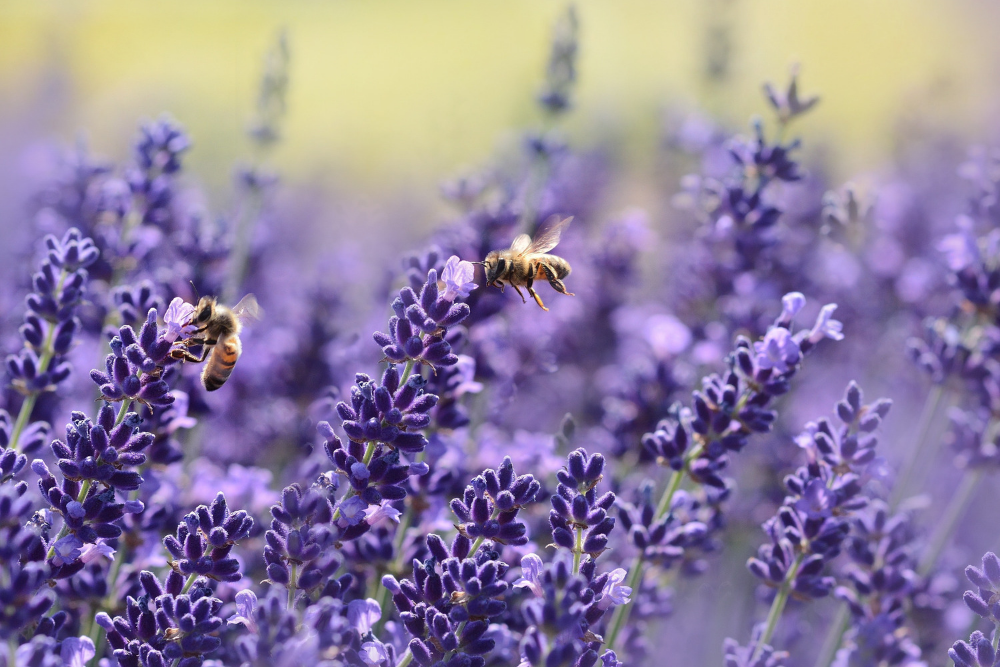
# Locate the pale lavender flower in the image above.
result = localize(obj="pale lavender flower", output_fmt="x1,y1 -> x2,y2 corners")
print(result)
161,390 -> 198,433
227,589 -> 258,633
360,640 -> 390,666
79,540 -> 115,564
780,292 -> 806,321
514,553 -> 545,597
806,303 -> 845,343
348,598 -> 382,634
451,355 -> 484,396
60,637 -> 95,667
439,255 -> 477,301
598,568 -> 633,609
364,500 -> 402,529
52,534 -> 83,566
601,651 -> 623,667
754,328 -> 801,374
337,495 -> 368,527
162,296 -> 197,342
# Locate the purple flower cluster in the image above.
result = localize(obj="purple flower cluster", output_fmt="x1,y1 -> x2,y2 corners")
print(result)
6,9 -> 1000,667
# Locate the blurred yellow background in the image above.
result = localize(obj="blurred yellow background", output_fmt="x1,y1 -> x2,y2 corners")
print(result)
0,0 -> 996,206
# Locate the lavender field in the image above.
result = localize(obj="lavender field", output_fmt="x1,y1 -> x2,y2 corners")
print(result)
2,3 -> 1000,666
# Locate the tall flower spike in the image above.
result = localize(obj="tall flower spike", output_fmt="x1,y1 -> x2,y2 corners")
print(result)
5,228 -> 99,454
90,307 -> 178,409
373,263 -> 471,369
264,482 -> 355,604
549,449 -> 616,558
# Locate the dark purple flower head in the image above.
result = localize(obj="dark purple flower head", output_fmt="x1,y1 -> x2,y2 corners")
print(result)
47,404 -> 153,490
389,535 -> 508,667
100,569 -> 222,667
451,456 -> 540,546
950,630 -> 1000,667
6,228 -> 97,402
962,552 -> 1000,624
90,307 -> 178,409
549,449 -> 616,557
762,64 -> 820,125
618,488 -> 710,568
162,492 -> 252,583
536,5 -> 578,115
264,482 -> 355,603
334,366 -> 438,454
373,265 -> 471,369
133,116 -> 190,176
517,553 -> 615,666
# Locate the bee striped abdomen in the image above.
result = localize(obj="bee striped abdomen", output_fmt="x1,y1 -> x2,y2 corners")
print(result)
202,335 -> 242,392
534,254 -> 572,279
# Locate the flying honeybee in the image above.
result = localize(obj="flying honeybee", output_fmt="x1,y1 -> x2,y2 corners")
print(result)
172,294 -> 261,391
479,215 -> 574,311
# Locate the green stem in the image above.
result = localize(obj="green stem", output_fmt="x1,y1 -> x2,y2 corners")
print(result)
373,505 -> 413,633
813,605 -> 850,667
993,622 -> 999,652
9,394 -> 39,454
288,562 -> 298,608
46,479 -> 93,559
605,552 -> 646,652
572,525 -> 583,575
752,553 -> 805,661
607,466 -> 687,652
85,608 -> 104,666
180,547 -> 215,594
918,468 -> 984,576
655,469 -> 684,518
8,637 -> 18,667
9,269 -> 69,453
114,399 -> 134,426
398,359 -> 417,386
397,648 -> 413,667
890,385 -> 945,510
331,441 -> 378,522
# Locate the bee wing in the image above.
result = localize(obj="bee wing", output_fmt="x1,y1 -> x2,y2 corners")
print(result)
231,294 -> 263,325
509,233 -> 532,256
526,215 -> 573,254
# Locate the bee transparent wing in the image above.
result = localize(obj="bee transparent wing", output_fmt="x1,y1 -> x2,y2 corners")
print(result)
509,233 -> 532,256
526,215 -> 573,255
231,294 -> 263,325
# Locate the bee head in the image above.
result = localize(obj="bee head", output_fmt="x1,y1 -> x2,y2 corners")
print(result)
193,296 -> 217,325
482,251 -> 504,286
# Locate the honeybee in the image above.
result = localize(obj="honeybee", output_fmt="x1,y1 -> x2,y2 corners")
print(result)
479,215 -> 575,311
172,294 -> 261,391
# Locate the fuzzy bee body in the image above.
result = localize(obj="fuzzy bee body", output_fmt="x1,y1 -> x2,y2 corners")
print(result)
174,294 -> 261,392
481,216 -> 575,311
202,333 -> 242,391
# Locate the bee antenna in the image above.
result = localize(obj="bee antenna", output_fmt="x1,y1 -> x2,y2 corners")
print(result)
189,281 -> 200,300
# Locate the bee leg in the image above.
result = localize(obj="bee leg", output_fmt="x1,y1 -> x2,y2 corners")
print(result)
496,280 -> 505,293
527,286 -> 549,311
542,264 -> 575,296
511,284 -> 528,304
171,348 -> 209,363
